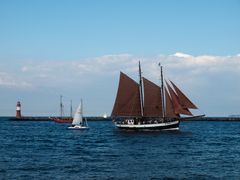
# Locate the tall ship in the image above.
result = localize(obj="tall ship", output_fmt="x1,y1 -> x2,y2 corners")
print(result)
111,62 -> 202,130
53,95 -> 73,123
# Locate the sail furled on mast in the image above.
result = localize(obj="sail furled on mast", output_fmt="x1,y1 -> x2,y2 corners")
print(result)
164,87 -> 178,118
111,72 -> 141,117
143,77 -> 163,117
166,81 -> 193,116
170,80 -> 198,109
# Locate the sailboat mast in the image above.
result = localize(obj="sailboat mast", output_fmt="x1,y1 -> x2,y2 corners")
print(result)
139,61 -> 144,117
60,95 -> 63,118
81,99 -> 83,117
70,100 -> 73,118
81,99 -> 88,127
159,63 -> 165,119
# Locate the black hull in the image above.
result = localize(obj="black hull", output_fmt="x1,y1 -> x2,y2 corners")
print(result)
116,121 -> 180,130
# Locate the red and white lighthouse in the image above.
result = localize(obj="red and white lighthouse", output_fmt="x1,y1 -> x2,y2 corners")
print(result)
16,101 -> 22,118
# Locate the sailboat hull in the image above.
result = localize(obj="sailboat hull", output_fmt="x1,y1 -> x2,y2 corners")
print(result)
115,120 -> 179,130
68,125 -> 89,129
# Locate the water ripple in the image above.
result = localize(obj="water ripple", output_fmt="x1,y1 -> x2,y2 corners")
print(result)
1,118 -> 240,179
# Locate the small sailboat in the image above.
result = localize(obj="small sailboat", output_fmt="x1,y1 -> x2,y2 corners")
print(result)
68,99 -> 89,129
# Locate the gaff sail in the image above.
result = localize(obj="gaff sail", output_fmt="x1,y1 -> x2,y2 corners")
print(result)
143,77 -> 163,117
111,72 -> 141,117
164,87 -> 178,118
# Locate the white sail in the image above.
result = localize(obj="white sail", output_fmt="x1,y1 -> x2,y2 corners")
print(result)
72,101 -> 83,125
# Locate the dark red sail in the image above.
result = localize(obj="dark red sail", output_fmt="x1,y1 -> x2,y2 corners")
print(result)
111,72 -> 141,117
170,80 -> 197,109
165,87 -> 178,118
143,77 -> 163,117
166,81 -> 193,116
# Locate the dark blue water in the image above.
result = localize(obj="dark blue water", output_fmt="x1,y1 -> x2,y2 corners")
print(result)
0,117 -> 240,179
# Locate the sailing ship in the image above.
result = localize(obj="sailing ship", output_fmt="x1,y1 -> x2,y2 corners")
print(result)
53,96 -> 73,123
111,62 -> 202,130
68,99 -> 89,129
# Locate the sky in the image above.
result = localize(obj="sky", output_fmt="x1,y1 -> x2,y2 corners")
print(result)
0,0 -> 239,117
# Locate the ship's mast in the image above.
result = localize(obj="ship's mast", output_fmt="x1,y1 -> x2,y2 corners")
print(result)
139,61 -> 144,117
159,63 -> 165,119
70,100 -> 73,118
60,95 -> 63,118
81,99 -> 83,117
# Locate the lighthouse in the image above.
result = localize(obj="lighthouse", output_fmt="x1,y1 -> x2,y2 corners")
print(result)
16,101 -> 22,118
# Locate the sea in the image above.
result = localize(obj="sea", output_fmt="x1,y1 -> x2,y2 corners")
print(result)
0,117 -> 240,179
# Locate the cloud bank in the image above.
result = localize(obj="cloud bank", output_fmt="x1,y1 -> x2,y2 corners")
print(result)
1,52 -> 240,116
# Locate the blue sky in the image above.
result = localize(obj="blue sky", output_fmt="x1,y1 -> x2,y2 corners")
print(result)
0,0 -> 240,116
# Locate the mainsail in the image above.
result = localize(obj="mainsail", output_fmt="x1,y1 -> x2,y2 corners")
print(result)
111,72 -> 141,117
72,102 -> 83,125
143,77 -> 163,117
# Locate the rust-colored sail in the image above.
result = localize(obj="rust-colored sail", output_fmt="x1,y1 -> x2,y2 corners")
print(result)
170,80 -> 197,109
165,87 -> 178,118
143,77 -> 163,117
166,81 -> 193,116
111,72 -> 141,117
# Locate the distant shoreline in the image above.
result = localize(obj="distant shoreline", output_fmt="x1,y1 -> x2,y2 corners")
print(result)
2,116 -> 240,122
5,116 -> 112,121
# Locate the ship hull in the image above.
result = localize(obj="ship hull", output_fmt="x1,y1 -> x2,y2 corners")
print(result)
68,125 -> 89,130
53,118 -> 73,123
115,119 -> 179,130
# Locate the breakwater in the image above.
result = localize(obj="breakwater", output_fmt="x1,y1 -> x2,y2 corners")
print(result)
7,116 -> 240,122
183,116 -> 240,121
8,116 -> 111,121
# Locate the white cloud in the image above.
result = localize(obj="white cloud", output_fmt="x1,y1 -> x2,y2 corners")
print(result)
2,53 -> 240,116
173,52 -> 193,58
0,72 -> 32,88
21,66 -> 29,72
17,54 -> 141,86
11,53 -> 240,90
